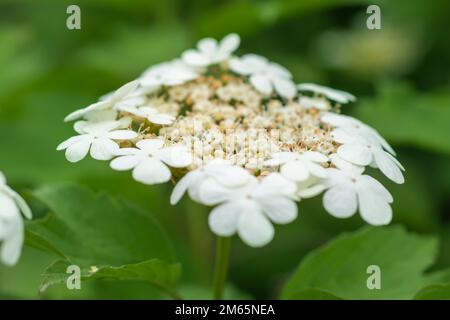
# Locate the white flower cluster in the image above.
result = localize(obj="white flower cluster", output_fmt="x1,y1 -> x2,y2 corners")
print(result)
58,34 -> 404,247
0,171 -> 32,266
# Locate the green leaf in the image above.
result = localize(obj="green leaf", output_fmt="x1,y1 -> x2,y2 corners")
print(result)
414,284 -> 450,300
286,289 -> 342,300
281,226 -> 438,300
26,183 -> 181,295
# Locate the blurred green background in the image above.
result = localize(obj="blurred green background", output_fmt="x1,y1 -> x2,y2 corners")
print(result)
0,0 -> 449,299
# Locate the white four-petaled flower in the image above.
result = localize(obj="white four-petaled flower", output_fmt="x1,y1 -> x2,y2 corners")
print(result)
323,165 -> 393,226
0,171 -> 32,266
330,127 -> 405,184
230,54 -> 296,99
182,34 -> 240,67
110,139 -> 192,185
57,120 -> 137,162
200,172 -> 298,247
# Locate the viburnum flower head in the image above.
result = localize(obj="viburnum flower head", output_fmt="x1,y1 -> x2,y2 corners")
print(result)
0,171 -> 32,266
58,33 -> 405,247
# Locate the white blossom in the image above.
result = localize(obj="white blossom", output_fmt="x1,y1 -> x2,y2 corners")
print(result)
140,60 -> 199,88
57,120 -> 137,162
297,83 -> 355,104
64,80 -> 139,122
200,173 -> 297,247
170,160 -> 250,205
322,166 -> 393,226
265,151 -> 328,182
330,128 -> 405,184
110,139 -> 192,185
321,112 -> 396,155
0,171 -> 32,266
229,54 -> 296,99
182,34 -> 240,67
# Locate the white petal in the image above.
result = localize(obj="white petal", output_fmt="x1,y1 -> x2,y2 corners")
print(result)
237,203 -> 274,247
281,161 -> 310,182
357,175 -> 393,203
0,193 -> 19,221
10,190 -> 32,219
57,135 -> 86,151
261,196 -> 297,224
110,155 -> 140,171
197,177 -> 235,206
357,189 -> 392,225
229,57 -> 253,75
111,80 -> 139,101
147,114 -> 175,125
298,183 -> 327,198
337,143 -> 373,166
206,164 -> 251,187
90,138 -> 119,161
272,77 -> 296,99
373,150 -> 404,184
330,153 -> 365,175
208,201 -> 240,237
330,128 -> 359,144
182,49 -> 209,67
136,139 -> 164,153
219,33 -> 240,54
297,83 -> 355,103
255,172 -> 297,198
65,137 -> 92,162
250,74 -> 273,95
306,162 -> 328,179
1,216 -> 23,266
132,158 -> 171,185
323,185 -> 357,218
106,130 -> 137,140
197,38 -> 218,55
157,146 -> 192,168
170,171 -> 199,205
303,151 -> 328,163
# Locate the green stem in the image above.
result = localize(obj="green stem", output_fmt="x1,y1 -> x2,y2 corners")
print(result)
212,236 -> 231,300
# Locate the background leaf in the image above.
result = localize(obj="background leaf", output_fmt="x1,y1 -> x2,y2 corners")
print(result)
26,183 -> 181,296
281,226 -> 439,299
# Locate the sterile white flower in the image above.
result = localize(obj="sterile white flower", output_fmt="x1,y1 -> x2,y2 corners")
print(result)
118,105 -> 175,125
265,151 -> 328,182
199,173 -> 297,247
229,54 -> 296,99
57,120 -> 137,162
0,171 -> 32,266
140,60 -> 199,88
110,139 -> 192,185
322,166 -> 393,226
182,34 -> 240,67
330,128 -> 405,184
297,83 -> 356,104
64,80 -> 139,122
170,160 -> 251,205
321,112 -> 396,155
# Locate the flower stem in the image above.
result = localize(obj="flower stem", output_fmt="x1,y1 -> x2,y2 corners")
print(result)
212,236 -> 231,300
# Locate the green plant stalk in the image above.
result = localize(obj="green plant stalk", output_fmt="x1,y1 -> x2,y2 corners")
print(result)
212,236 -> 231,300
